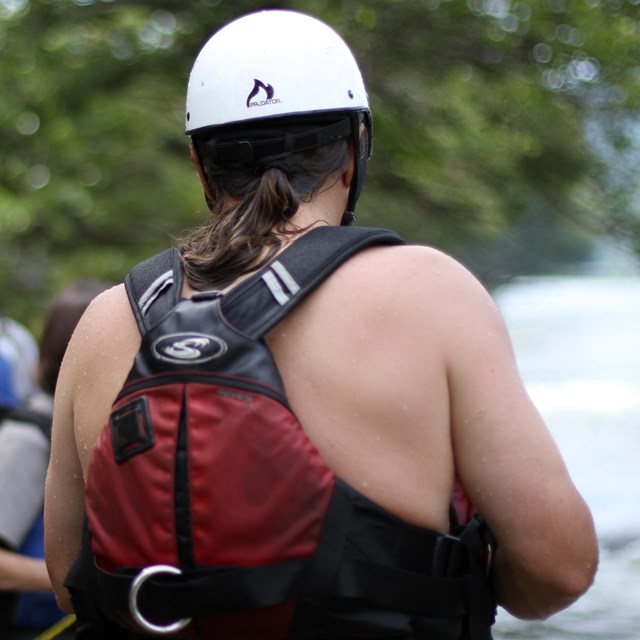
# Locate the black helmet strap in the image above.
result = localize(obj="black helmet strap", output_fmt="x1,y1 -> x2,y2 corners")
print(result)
192,111 -> 371,224
199,118 -> 353,167
342,111 -> 371,226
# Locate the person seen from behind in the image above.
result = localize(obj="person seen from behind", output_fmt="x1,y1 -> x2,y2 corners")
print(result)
44,9 -> 598,640
0,281 -> 110,639
0,315 -> 42,637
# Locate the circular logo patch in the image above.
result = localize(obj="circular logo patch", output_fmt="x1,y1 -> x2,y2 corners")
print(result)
151,332 -> 228,364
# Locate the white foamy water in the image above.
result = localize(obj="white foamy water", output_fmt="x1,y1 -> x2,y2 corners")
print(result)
491,275 -> 640,640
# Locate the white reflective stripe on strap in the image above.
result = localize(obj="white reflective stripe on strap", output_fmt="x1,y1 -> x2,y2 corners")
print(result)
261,261 -> 301,306
261,271 -> 290,306
271,261 -> 301,295
139,270 -> 174,316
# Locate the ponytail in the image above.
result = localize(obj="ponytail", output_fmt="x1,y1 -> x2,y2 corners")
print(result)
182,128 -> 350,291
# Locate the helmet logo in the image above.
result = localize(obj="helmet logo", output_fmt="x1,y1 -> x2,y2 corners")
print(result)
246,79 -> 281,109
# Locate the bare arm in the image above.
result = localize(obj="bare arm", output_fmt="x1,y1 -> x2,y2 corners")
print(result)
0,549 -> 52,592
44,369 -> 85,612
441,256 -> 598,619
45,284 -> 140,612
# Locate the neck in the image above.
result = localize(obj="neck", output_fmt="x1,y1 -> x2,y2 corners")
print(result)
286,173 -> 347,231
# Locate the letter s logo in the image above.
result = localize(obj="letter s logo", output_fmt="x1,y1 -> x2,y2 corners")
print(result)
151,332 -> 228,364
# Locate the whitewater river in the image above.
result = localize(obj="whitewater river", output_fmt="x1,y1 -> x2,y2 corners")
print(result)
491,274 -> 640,640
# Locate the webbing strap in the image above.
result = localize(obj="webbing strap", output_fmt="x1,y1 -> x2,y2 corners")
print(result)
222,226 -> 404,338
124,248 -> 184,334
124,226 -> 404,339
292,479 -> 479,633
294,478 -> 355,604
331,558 -> 468,616
93,557 -> 309,618
203,118 -> 353,165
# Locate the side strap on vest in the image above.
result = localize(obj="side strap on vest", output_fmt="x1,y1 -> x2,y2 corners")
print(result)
91,558 -> 309,620
295,479 -> 472,617
292,480 -> 496,640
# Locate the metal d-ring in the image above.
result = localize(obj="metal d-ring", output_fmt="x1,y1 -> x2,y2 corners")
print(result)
129,565 -> 191,635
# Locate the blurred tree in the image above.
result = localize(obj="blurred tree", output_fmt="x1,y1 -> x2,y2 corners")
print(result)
343,0 -> 640,281
0,0 -> 639,326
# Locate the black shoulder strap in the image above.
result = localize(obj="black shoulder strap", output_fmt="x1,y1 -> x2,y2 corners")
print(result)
222,226 -> 404,339
124,248 -> 184,334
0,406 -> 52,440
125,227 -> 404,338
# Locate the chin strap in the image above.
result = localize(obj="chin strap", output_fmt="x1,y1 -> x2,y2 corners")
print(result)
341,210 -> 357,226
342,112 -> 371,227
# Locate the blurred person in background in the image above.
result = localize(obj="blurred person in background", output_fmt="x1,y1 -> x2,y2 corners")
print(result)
0,281 -> 110,639
0,315 -> 39,408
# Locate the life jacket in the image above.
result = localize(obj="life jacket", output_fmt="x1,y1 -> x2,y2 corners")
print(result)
65,226 -> 496,639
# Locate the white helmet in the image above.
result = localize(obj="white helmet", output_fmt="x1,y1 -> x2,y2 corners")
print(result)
185,10 -> 369,133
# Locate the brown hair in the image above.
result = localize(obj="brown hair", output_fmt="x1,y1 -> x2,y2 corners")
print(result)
182,119 -> 351,291
38,279 -> 112,395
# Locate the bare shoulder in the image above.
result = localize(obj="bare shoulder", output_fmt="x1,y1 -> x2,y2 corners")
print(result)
73,283 -> 136,339
338,243 -> 491,294
328,243 -> 505,333
340,242 -> 465,276
62,284 -> 139,369
59,285 -> 139,426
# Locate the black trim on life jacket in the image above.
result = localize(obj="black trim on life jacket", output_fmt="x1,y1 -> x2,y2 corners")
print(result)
66,480 -> 495,639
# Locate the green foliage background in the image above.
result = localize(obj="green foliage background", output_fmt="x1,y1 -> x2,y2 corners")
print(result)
1,0 -> 640,330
